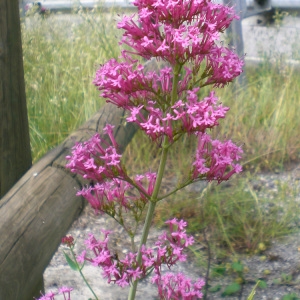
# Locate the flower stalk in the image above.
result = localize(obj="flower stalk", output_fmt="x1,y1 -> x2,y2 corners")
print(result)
128,136 -> 170,299
38,0 -> 245,299
69,247 -> 99,300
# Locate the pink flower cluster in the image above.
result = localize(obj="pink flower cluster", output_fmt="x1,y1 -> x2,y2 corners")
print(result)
77,173 -> 156,214
118,0 -> 239,65
93,61 -> 176,109
192,133 -> 243,182
66,125 -> 125,182
63,0 -> 244,298
76,219 -> 204,299
36,287 -> 73,300
92,0 -> 244,180
152,272 -> 205,300
126,89 -> 230,141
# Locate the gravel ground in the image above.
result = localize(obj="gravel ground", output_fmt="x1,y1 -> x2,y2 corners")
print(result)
43,164 -> 300,300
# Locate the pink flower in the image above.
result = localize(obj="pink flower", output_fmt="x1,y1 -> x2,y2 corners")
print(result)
61,235 -> 74,248
206,46 -> 244,87
73,218 -> 200,289
118,0 -> 240,65
152,272 -> 205,300
141,36 -> 154,47
192,133 -> 243,183
36,287 -> 73,300
58,287 -> 73,300
157,39 -> 169,53
127,267 -> 143,281
116,273 -> 130,287
77,250 -> 87,264
36,291 -> 56,300
102,262 -> 121,283
76,175 -> 152,214
92,250 -> 112,266
66,131 -> 125,182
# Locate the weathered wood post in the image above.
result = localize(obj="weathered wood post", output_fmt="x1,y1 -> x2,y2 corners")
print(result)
19,0 -> 26,17
0,0 -> 32,198
223,0 -> 247,87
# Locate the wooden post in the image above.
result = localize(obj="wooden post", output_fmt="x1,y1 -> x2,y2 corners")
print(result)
223,0 -> 247,87
19,0 -> 26,17
0,103 -> 139,300
0,0 -> 32,198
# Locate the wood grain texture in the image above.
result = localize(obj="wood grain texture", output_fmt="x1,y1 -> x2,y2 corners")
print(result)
0,0 -> 32,198
0,167 -> 82,299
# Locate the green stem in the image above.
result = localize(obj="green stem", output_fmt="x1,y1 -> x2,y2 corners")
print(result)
127,137 -> 170,300
171,64 -> 181,106
124,174 -> 151,200
70,248 -> 99,300
128,62 -> 181,300
157,177 -> 204,201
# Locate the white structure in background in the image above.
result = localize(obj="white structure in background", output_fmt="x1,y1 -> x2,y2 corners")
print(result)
22,0 -> 300,13
23,0 -> 134,10
257,0 -> 300,9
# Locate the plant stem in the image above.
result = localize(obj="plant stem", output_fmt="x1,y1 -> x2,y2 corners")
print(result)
127,137 -> 170,300
171,64 -> 181,106
128,62 -> 180,300
78,268 -> 99,300
202,227 -> 211,300
70,248 -> 99,300
199,183 -> 212,300
127,201 -> 156,300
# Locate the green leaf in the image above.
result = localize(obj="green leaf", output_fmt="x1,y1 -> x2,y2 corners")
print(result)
209,285 -> 222,293
63,251 -> 79,271
258,280 -> 267,289
273,278 -> 282,285
232,261 -> 244,273
212,266 -> 226,276
247,280 -> 262,300
281,273 -> 293,283
282,293 -> 300,300
221,283 -> 241,297
247,288 -> 256,300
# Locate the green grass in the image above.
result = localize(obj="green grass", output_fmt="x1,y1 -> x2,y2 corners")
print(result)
22,8 -> 300,259
218,65 -> 300,171
22,7 -> 122,160
153,173 -> 300,254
